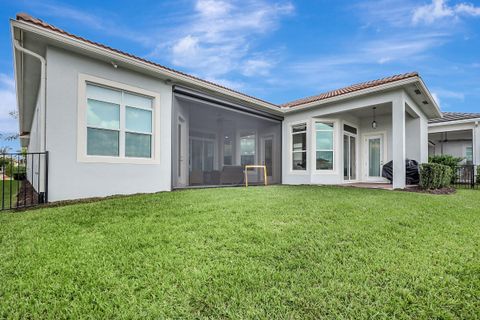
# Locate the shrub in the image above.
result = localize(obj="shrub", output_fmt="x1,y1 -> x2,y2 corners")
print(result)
5,163 -> 26,180
429,154 -> 462,183
419,163 -> 452,190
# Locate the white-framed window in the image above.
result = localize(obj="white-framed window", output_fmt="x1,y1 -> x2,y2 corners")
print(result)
466,146 -> 473,164
291,123 -> 307,170
315,121 -> 334,170
78,74 -> 160,164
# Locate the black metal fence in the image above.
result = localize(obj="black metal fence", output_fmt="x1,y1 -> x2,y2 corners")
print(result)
452,165 -> 479,189
1,152 -> 48,211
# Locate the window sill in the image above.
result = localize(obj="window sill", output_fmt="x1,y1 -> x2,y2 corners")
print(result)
78,155 -> 160,165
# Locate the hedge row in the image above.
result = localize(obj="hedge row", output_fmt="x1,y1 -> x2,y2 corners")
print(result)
419,163 -> 452,190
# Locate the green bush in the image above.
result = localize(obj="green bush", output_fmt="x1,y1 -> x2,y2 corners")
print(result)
429,154 -> 462,183
419,163 -> 453,190
5,163 -> 26,180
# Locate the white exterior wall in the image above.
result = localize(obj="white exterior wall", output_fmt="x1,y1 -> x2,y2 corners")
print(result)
282,89 -> 429,187
45,46 -> 173,201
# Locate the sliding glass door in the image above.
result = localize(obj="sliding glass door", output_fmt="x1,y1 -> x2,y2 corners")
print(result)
343,125 -> 357,181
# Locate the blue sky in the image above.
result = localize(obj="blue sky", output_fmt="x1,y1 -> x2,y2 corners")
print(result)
1,0 -> 480,150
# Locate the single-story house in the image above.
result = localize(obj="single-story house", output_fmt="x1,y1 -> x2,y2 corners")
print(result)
428,112 -> 480,165
11,13 -> 447,202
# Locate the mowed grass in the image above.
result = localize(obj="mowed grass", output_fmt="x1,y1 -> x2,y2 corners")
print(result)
0,180 -> 20,209
0,186 -> 479,319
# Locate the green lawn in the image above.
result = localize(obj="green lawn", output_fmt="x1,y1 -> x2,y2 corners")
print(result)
0,186 -> 479,319
0,180 -> 20,209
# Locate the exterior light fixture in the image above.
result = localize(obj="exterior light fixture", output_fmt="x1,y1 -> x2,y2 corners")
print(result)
371,107 -> 377,129
111,61 -> 118,69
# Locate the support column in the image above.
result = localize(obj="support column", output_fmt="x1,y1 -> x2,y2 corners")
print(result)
474,123 -> 480,166
392,93 -> 406,189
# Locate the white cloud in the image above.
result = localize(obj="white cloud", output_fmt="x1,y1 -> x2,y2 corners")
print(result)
195,0 -> 233,18
155,0 -> 294,78
412,0 -> 480,25
28,1 -> 151,46
433,88 -> 465,100
0,74 -> 18,135
242,58 -> 273,76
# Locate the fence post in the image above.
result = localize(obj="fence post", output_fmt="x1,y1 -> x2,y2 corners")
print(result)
471,165 -> 475,189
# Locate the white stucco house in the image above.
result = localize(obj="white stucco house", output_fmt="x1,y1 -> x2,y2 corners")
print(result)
428,113 -> 480,165
11,13 -> 447,202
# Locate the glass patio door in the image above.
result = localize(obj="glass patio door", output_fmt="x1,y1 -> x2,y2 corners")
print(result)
343,135 -> 356,181
190,138 -> 214,172
367,136 -> 383,179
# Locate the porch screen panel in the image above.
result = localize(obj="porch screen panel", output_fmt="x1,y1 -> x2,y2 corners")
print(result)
173,94 -> 282,187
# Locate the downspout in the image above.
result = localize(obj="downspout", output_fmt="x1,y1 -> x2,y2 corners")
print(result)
13,40 -> 47,152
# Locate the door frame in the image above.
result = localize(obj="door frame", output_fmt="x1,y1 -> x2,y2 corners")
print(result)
177,116 -> 188,187
362,131 -> 388,182
343,133 -> 358,182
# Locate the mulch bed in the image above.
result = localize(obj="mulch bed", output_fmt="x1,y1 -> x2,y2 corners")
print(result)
16,180 -> 40,207
403,186 -> 456,195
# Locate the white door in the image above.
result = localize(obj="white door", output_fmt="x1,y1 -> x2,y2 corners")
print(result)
260,136 -> 274,182
177,116 -> 188,187
364,134 -> 384,181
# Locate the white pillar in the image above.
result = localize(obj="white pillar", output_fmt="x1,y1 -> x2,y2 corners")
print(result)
419,117 -> 429,163
392,93 -> 406,189
474,123 -> 480,166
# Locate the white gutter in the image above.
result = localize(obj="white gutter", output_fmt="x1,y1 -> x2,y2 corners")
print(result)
13,39 -> 46,152
429,117 -> 480,127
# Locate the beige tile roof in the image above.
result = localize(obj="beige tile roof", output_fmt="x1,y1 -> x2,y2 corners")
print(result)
281,72 -> 419,108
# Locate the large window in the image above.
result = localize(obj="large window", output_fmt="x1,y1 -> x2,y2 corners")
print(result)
316,122 -> 334,170
240,132 -> 256,166
466,146 -> 473,164
292,123 -> 307,170
85,83 -> 153,159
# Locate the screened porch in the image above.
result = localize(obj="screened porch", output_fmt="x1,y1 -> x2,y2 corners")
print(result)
172,89 -> 282,188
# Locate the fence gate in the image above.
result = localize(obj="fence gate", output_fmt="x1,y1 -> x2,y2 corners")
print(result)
1,152 -> 48,211
452,165 -> 479,189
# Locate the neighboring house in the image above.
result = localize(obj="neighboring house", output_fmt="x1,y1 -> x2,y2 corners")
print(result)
11,14 -> 443,202
428,112 -> 480,165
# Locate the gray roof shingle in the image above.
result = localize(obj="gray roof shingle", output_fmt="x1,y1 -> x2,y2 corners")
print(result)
429,112 -> 480,124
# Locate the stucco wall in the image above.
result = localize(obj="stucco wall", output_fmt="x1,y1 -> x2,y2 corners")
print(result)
45,46 -> 173,201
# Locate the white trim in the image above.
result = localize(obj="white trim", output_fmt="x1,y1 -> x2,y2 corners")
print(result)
362,130 -> 388,182
429,118 -> 480,127
289,120 -> 309,174
77,73 -> 161,164
342,120 -> 359,182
